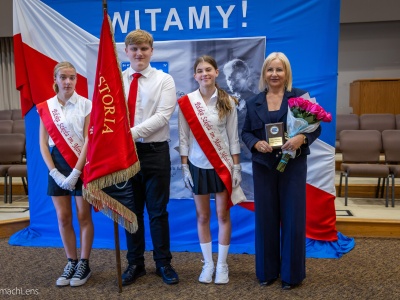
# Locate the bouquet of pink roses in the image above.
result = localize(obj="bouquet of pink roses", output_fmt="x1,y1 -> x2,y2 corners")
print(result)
276,96 -> 332,172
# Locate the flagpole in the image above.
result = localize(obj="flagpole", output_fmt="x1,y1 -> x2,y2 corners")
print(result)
114,217 -> 123,293
100,0 -> 122,293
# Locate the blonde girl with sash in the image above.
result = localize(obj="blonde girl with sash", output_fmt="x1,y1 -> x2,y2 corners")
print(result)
178,55 -> 243,284
38,62 -> 93,287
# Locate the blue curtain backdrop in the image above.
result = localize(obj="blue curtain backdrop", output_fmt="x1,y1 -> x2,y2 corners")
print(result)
10,0 -> 355,258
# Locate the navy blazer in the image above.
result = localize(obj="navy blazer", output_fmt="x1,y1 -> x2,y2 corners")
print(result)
241,88 -> 322,169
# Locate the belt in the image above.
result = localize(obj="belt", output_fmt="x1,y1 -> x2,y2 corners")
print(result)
135,141 -> 168,150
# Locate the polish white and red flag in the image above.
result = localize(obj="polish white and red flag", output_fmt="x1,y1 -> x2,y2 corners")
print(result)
13,0 -> 97,115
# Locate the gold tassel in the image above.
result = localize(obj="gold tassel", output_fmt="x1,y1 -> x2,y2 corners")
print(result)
83,161 -> 141,233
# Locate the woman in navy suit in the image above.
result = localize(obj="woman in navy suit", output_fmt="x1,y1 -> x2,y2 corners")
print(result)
241,52 -> 321,290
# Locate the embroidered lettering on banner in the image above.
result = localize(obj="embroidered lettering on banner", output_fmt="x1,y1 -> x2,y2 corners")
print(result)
200,116 -> 213,131
59,123 -> 70,136
98,75 -> 116,134
51,109 -> 61,122
72,143 -> 82,155
195,102 -> 205,116
47,96 -> 83,158
192,99 -> 233,170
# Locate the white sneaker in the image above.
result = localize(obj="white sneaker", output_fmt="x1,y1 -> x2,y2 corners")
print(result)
199,261 -> 214,284
214,263 -> 229,284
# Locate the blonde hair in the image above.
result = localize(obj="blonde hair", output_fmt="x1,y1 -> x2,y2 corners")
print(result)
125,29 -> 153,47
53,61 -> 76,94
193,55 -> 238,120
258,52 -> 292,92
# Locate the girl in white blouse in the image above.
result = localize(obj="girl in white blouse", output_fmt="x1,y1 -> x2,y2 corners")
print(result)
178,55 -> 242,285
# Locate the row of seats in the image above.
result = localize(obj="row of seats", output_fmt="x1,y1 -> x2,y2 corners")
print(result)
336,113 -> 400,153
0,110 -> 27,203
338,129 -> 400,208
0,120 -> 25,134
0,133 -> 28,204
0,109 -> 23,120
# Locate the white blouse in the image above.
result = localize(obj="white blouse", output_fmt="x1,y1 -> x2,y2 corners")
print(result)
178,89 -> 240,169
48,92 -> 91,147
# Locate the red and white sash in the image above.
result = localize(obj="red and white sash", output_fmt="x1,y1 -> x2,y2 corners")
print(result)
37,95 -> 83,169
178,92 -> 245,206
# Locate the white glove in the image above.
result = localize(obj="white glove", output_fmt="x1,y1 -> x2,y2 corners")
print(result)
49,168 -> 67,188
232,164 -> 242,188
61,168 -> 82,191
181,164 -> 194,192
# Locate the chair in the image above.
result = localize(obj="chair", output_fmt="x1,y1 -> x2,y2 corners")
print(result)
0,120 -> 14,133
359,114 -> 396,132
0,110 -> 12,120
382,130 -> 400,207
0,133 -> 27,203
8,165 -> 28,204
11,109 -> 23,120
335,114 -> 359,153
11,120 -> 26,160
396,114 -> 400,129
338,130 -> 390,206
12,119 -> 25,135
0,165 -> 10,203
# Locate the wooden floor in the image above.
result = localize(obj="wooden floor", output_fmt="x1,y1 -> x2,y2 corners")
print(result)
0,217 -> 29,238
336,218 -> 400,238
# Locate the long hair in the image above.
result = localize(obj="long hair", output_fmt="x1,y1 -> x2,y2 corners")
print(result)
258,52 -> 293,92
193,55 -> 238,119
53,61 -> 76,94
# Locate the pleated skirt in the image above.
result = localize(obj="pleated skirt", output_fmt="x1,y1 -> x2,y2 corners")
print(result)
188,160 -> 226,195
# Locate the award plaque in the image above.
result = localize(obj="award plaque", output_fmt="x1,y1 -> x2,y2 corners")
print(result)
265,122 -> 285,149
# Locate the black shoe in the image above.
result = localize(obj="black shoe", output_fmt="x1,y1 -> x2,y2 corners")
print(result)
282,281 -> 300,290
259,278 -> 277,286
156,264 -> 179,285
70,259 -> 91,287
56,259 -> 78,287
122,264 -> 146,286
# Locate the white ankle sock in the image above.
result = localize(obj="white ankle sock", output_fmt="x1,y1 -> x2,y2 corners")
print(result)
217,243 -> 230,265
200,242 -> 213,264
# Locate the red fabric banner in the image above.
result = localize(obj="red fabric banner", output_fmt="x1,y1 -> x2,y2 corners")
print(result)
84,10 -> 138,185
83,10 -> 140,233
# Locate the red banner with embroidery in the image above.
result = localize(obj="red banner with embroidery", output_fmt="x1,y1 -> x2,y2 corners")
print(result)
83,10 -> 140,233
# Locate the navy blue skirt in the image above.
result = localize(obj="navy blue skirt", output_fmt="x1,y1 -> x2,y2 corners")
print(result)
47,146 -> 83,196
188,160 -> 226,195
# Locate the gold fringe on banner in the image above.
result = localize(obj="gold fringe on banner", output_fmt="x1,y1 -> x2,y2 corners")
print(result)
83,161 -> 140,233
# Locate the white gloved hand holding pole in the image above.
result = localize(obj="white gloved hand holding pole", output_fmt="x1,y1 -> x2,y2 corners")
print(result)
181,164 -> 194,192
232,164 -> 242,188
61,168 -> 82,191
49,168 -> 67,188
